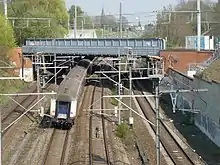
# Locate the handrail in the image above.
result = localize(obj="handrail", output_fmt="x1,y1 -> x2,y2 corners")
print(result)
188,48 -> 220,73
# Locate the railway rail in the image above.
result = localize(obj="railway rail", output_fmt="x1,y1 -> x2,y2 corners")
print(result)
89,83 -> 111,165
42,129 -> 70,165
101,84 -> 111,165
133,82 -> 203,165
1,88 -> 37,135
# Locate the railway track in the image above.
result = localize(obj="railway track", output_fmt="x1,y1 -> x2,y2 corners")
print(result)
89,84 -> 111,165
133,82 -> 201,165
101,84 -> 111,165
1,89 -> 38,135
42,129 -> 69,165
1,83 -> 54,135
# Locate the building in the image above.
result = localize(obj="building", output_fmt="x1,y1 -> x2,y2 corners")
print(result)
65,29 -> 97,38
8,48 -> 33,82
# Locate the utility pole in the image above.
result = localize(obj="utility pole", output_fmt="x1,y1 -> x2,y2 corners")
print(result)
119,2 -> 122,38
74,5 -> 77,38
4,0 -> 7,19
36,54 -> 41,112
155,82 -> 160,165
197,0 -> 201,51
118,49 -> 121,124
129,66 -> 132,118
4,0 -> 7,25
54,53 -> 57,85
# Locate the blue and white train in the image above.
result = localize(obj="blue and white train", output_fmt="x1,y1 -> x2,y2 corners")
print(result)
49,59 -> 92,129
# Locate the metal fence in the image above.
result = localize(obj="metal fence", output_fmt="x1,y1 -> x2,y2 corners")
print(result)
188,48 -> 220,74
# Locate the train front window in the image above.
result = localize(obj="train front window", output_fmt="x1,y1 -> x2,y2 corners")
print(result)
56,101 -> 70,119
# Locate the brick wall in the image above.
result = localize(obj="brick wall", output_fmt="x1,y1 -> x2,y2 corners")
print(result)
8,48 -> 32,76
160,50 -> 213,74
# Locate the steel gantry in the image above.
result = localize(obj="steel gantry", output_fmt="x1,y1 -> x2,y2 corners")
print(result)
85,47 -> 208,165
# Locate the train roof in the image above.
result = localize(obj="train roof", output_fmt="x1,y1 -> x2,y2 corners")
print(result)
57,65 -> 87,100
56,94 -> 76,102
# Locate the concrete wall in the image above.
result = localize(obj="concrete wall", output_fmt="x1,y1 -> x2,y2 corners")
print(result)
193,77 -> 220,147
20,68 -> 33,82
168,68 -> 220,147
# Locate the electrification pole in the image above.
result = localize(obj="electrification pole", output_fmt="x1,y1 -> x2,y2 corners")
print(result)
197,0 -> 201,51
36,54 -> 41,112
118,49 -> 121,124
74,5 -> 77,38
119,2 -> 122,38
155,83 -> 160,165
129,66 -> 132,118
4,0 -> 7,19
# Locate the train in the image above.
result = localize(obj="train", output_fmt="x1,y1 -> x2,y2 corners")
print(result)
49,58 -> 93,129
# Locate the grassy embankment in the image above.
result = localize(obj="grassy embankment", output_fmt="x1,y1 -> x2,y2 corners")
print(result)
0,69 -> 26,104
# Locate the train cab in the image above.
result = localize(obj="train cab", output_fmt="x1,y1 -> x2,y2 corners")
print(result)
50,95 -> 75,129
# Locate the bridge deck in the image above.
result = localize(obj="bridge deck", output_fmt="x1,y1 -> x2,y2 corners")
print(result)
22,38 -> 166,56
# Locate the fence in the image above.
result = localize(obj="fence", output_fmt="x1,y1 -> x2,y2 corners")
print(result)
188,48 -> 220,74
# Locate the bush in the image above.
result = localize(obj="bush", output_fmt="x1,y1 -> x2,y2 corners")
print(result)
116,123 -> 130,139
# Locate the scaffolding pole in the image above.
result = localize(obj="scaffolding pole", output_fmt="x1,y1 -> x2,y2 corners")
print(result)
118,49 -> 122,124
129,66 -> 132,118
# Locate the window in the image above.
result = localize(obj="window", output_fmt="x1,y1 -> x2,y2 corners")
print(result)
152,40 -> 158,47
144,41 -> 151,47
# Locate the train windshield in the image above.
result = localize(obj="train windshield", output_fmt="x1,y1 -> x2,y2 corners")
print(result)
56,101 -> 70,119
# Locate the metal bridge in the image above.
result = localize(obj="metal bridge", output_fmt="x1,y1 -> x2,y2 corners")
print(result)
22,38 -> 166,57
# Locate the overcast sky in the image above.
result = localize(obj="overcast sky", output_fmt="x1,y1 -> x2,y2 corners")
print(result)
65,0 -> 218,24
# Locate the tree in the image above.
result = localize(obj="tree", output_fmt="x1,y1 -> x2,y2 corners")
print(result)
0,14 -> 16,60
212,1 -> 220,35
0,15 -> 16,48
142,24 -> 156,38
4,0 -> 68,45
154,0 -> 217,47
68,5 -> 93,29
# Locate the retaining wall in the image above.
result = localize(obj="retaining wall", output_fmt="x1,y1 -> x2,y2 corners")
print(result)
168,68 -> 220,147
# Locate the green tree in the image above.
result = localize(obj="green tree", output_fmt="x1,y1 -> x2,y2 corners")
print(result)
0,14 -> 16,61
68,5 -> 93,29
5,0 -> 68,45
154,0 -> 217,47
212,1 -> 220,35
0,15 -> 16,48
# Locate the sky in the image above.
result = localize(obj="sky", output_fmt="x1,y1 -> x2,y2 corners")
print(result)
65,0 -> 178,24
65,0 -> 218,24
